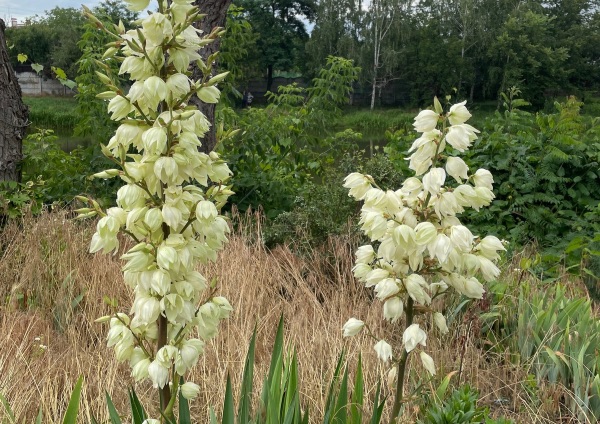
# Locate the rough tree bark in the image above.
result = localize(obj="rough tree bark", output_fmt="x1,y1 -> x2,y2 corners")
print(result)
191,0 -> 233,154
0,19 -> 28,182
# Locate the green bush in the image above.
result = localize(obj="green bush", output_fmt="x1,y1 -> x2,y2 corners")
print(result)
222,56 -> 360,217
20,129 -> 118,207
265,151 -> 407,248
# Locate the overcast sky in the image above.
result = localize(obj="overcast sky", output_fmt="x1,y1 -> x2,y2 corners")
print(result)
0,0 -> 100,23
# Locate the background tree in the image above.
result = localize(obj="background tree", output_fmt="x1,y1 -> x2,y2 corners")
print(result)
6,7 -> 85,79
0,19 -> 28,182
238,0 -> 316,92
74,0 -> 138,142
489,7 -> 569,108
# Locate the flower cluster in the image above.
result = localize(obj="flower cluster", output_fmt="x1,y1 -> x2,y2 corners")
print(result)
81,0 -> 233,404
342,99 -> 506,376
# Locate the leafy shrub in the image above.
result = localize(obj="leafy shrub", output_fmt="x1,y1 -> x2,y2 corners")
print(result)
222,56 -> 360,217
265,150 -> 407,247
0,179 -> 44,221
20,129 -> 117,207
464,94 -> 600,253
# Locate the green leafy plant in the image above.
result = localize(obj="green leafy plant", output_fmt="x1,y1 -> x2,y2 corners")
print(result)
418,385 -> 487,424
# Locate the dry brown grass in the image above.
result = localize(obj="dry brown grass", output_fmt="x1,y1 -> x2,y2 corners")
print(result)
0,210 -> 583,423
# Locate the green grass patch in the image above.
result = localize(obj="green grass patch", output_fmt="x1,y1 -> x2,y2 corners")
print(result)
24,96 -> 78,133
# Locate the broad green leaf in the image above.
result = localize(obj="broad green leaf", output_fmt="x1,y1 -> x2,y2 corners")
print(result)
129,388 -> 146,424
17,53 -> 27,63
52,66 -> 68,81
350,354 -> 364,424
31,62 -> 43,74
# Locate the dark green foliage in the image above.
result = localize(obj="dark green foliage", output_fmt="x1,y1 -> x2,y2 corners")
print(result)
6,7 -> 85,79
463,95 -> 600,258
0,179 -> 45,220
219,5 -> 260,105
237,0 -> 316,88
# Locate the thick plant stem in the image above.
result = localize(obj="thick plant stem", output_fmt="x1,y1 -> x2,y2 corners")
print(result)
389,297 -> 415,423
158,314 -> 173,422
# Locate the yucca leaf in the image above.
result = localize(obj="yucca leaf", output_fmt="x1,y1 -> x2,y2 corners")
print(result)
268,315 -> 285,384
0,392 -> 16,423
350,354 -> 364,424
35,406 -> 43,424
266,354 -> 284,423
105,391 -> 123,424
129,388 -> 146,424
282,392 -> 299,424
332,366 -> 349,423
238,327 -> 257,424
323,351 -> 345,423
369,380 -> 386,424
178,377 -> 192,424
222,374 -> 235,424
62,375 -> 84,424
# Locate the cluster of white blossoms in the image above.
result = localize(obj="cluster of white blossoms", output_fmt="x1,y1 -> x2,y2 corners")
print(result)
81,0 -> 233,403
342,98 -> 506,376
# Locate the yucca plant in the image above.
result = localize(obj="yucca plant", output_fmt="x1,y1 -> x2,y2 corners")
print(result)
484,281 -> 600,422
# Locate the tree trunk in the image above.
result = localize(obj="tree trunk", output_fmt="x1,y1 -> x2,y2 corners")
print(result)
0,19 -> 28,182
190,0 -> 232,154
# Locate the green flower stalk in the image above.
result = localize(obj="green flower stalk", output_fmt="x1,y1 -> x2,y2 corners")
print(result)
80,0 -> 233,420
342,98 -> 506,423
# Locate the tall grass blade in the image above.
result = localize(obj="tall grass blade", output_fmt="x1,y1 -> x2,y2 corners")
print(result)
62,375 -> 84,424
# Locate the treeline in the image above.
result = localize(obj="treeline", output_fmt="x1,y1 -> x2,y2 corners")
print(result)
6,0 -> 600,108
229,0 -> 600,108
